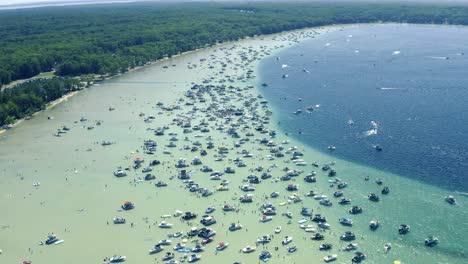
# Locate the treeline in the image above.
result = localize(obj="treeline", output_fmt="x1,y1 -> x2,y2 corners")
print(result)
1,2 -> 468,85
1,2 -> 468,125
0,78 -> 80,125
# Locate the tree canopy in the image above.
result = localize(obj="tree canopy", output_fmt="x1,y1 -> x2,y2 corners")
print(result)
1,2 -> 468,125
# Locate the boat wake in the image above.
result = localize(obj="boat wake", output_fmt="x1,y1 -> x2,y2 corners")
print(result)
364,121 -> 378,136
378,87 -> 403,90
426,56 -> 449,60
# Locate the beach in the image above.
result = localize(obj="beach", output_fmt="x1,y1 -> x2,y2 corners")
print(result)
0,25 -> 466,264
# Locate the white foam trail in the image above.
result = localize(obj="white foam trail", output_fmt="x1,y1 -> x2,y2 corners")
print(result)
392,51 -> 401,55
325,43 -> 331,46
379,87 -> 402,90
426,56 -> 449,60
364,121 -> 378,136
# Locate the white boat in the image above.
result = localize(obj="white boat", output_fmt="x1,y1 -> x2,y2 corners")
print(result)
158,221 -> 173,228
149,245 -> 164,254
242,246 -> 256,253
158,239 -> 172,245
319,199 -> 332,206
229,223 -> 242,231
343,243 -> 357,251
323,254 -> 337,262
259,215 -> 272,222
105,255 -> 126,263
282,236 -> 293,245
216,242 -> 228,251
187,254 -> 201,263
274,226 -> 282,234
305,227 -> 316,233
384,243 -> 392,253
172,243 -> 185,251
257,235 -> 271,244
339,218 -> 353,226
298,218 -> 307,224
314,195 -> 327,200
318,222 -> 331,229
191,244 -> 204,252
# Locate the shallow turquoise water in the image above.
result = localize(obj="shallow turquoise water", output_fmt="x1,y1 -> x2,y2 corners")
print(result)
0,26 -> 466,264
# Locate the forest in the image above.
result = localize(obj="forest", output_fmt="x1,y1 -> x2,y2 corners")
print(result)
1,1 -> 468,126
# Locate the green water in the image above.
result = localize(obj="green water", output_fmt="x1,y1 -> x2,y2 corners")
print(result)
0,26 -> 466,264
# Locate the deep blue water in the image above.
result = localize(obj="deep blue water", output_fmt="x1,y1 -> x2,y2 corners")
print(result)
259,24 -> 468,191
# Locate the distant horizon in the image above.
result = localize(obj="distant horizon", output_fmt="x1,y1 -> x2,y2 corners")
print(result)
2,0 -> 468,10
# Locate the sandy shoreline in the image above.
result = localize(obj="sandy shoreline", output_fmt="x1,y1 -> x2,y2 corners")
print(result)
0,24 -> 339,136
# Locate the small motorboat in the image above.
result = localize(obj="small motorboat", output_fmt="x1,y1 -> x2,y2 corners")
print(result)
384,243 -> 392,253
155,181 -> 168,187
338,198 -> 351,205
158,239 -> 172,245
319,199 -> 332,206
216,242 -> 228,251
222,204 -> 236,211
319,243 -> 332,251
257,235 -> 271,244
340,231 -> 356,241
259,215 -> 272,222
172,243 -> 185,251
205,206 -> 216,214
339,218 -> 352,226
158,221 -> 173,228
311,233 -> 324,240
200,237 -> 213,245
161,252 -> 175,261
369,220 -> 380,231
242,245 -> 256,253
259,250 -> 272,261
287,245 -> 297,253
105,255 -> 126,263
229,223 -> 242,231
318,222 -> 331,229
45,234 -> 59,245
352,252 -> 366,263
282,236 -> 293,245
187,254 -> 201,263
323,254 -> 338,262
191,244 -> 204,252
149,245 -> 164,254
425,236 -> 439,247
200,216 -> 216,226
398,224 -> 410,235
333,190 -> 343,197
121,201 -> 134,211
344,243 -> 357,251
349,206 -> 362,214
274,226 -> 282,234
270,191 -> 280,198
368,193 -> 380,202
113,218 -> 126,224
445,195 -> 456,205
169,231 -> 183,238
381,186 -> 390,195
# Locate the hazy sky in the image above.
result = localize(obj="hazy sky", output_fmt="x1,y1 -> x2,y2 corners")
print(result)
2,0 -> 468,9
0,0 -> 138,7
